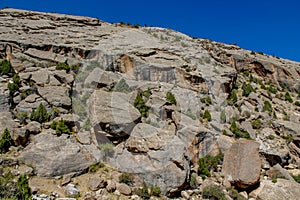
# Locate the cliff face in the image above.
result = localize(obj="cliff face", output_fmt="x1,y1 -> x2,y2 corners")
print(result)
0,8 -> 300,199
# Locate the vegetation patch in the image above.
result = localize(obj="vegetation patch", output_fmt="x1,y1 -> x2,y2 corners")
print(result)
134,92 -> 150,117
0,128 -> 12,153
242,83 -> 255,97
285,92 -> 293,103
230,121 -> 250,139
88,162 -> 104,173
166,91 -> 177,105
198,154 -> 223,179
203,110 -> 212,121
228,89 -> 238,105
51,120 -> 71,136
119,173 -> 133,185
202,185 -> 227,200
0,60 -> 15,76
30,103 -> 50,123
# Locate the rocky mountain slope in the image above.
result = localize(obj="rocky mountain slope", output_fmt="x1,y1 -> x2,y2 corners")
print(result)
0,8 -> 300,200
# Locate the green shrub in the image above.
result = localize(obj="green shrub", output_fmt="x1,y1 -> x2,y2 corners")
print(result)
142,88 -> 152,98
0,128 -> 12,153
230,121 -> 250,139
17,174 -> 31,200
151,186 -> 161,197
292,174 -> 300,183
166,91 -> 176,105
198,154 -> 223,179
30,103 -> 50,123
51,120 -> 71,136
228,187 -> 247,200
56,62 -> 70,72
266,135 -> 275,140
268,85 -> 278,94
88,162 -> 104,173
295,101 -> 300,107
251,119 -> 262,129
262,100 -> 273,115
134,93 -> 149,117
285,92 -> 293,103
220,110 -> 226,123
113,78 -> 131,93
242,83 -> 255,97
203,110 -> 212,121
0,60 -> 15,76
8,74 -> 20,95
119,173 -> 133,185
202,185 -> 227,200
133,184 -> 150,199
228,89 -> 238,105
0,172 -> 18,199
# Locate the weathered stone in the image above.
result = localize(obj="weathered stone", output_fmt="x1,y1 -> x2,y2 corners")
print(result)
31,68 -> 50,85
106,180 -> 116,193
38,86 -> 71,108
257,128 -> 290,166
19,132 -> 96,177
88,177 -> 107,191
88,90 -> 141,138
25,121 -> 41,134
84,68 -> 120,87
267,164 -> 295,181
66,183 -> 80,196
250,179 -> 300,200
116,183 -> 131,195
76,130 -> 91,145
222,139 -> 261,189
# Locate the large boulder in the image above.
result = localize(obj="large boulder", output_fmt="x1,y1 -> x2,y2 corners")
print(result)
88,90 -> 141,138
250,179 -> 300,200
37,86 -> 71,108
19,132 -> 96,177
108,123 -> 190,196
222,139 -> 261,189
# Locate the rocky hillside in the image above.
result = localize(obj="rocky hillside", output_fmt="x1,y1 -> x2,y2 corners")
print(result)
0,8 -> 300,200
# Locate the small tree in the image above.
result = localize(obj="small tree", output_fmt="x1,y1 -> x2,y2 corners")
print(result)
166,91 -> 177,105
17,174 -> 31,200
56,62 -> 70,72
285,92 -> 293,103
0,128 -> 12,153
51,120 -> 71,136
242,83 -> 255,97
134,93 -> 149,117
8,74 -> 20,95
0,60 -> 15,76
227,89 -> 238,105
203,110 -> 212,121
30,103 -> 49,123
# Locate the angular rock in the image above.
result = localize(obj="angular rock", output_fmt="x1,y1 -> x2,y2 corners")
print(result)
19,132 -> 96,177
116,183 -> 131,195
89,90 -> 141,138
250,179 -> 300,200
106,180 -> 116,193
66,183 -> 80,196
25,121 -> 41,134
110,123 -> 190,195
257,129 -> 290,166
267,164 -> 295,181
38,86 -> 71,108
222,139 -> 261,189
88,177 -> 107,191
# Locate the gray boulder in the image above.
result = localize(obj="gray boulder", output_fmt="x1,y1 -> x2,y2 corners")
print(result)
37,86 -> 71,108
250,179 -> 300,200
19,132 -> 96,177
89,90 -> 141,138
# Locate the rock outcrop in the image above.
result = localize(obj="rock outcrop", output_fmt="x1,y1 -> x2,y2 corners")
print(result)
0,8 -> 300,199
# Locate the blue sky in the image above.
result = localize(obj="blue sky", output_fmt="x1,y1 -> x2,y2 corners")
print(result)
1,0 -> 300,62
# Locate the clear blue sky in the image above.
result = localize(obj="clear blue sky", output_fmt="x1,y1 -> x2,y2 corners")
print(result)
1,0 -> 300,62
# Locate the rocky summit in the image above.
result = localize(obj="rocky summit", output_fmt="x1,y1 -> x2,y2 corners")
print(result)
0,8 -> 300,200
